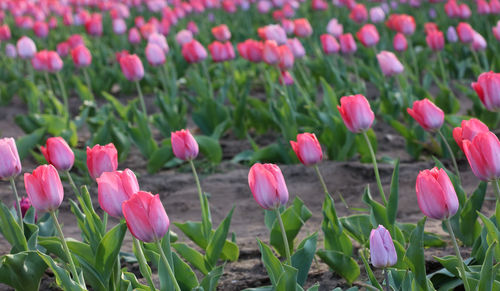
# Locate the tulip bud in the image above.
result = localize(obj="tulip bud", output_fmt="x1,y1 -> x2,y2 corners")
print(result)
208,41 -> 235,62
393,33 -> 408,52
326,18 -> 343,37
212,24 -> 231,42
293,18 -> 313,38
463,132 -> 500,181
46,51 -> 63,73
257,24 -> 287,45
471,31 -> 487,51
0,138 -> 22,179
407,99 -> 444,131
248,163 -> 289,210
17,36 -> 37,59
181,40 -> 207,63
97,169 -> 139,218
17,196 -> 35,220
426,30 -> 445,51
339,33 -> 357,54
24,165 -> 64,212
145,43 -> 166,66
457,22 -> 474,43
290,133 -> 323,165
40,137 -> 75,171
377,51 -> 404,77
87,144 -> 118,179
279,70 -> 294,86
350,4 -> 368,23
33,21 -> 49,39
71,45 -> 92,68
471,71 -> 500,111
286,38 -> 305,59
176,29 -> 194,46
369,7 -> 385,23
128,27 -> 141,45
321,34 -> 340,54
0,24 -> 11,41
416,167 -> 459,220
337,94 -> 375,133
356,24 -> 380,48
370,225 -> 397,268
148,33 -> 169,54
120,54 -> 144,81
171,129 -> 199,160
122,191 -> 170,242
446,26 -> 458,43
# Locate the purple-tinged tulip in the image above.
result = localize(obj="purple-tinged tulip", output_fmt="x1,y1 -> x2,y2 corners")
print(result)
416,167 -> 459,220
40,137 -> 74,171
87,144 -> 118,179
0,138 -> 22,179
407,99 -> 444,131
24,165 -> 64,212
471,71 -> 500,111
290,133 -> 323,166
338,94 -> 375,133
120,54 -> 144,81
453,118 -> 489,151
17,36 -> 36,59
370,225 -> 397,268
248,163 -> 289,210
171,129 -> 199,161
377,51 -> 404,76
97,169 -> 139,218
463,132 -> 500,181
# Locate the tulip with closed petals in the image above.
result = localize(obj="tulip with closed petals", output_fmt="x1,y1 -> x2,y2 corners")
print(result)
171,129 -> 199,161
24,165 -> 64,212
212,24 -> 231,42
321,34 -> 340,54
463,132 -> 500,181
120,54 -> 144,81
339,33 -> 357,54
356,24 -> 380,48
40,137 -> 74,171
238,39 -> 263,63
208,41 -> 235,62
248,163 -> 289,210
176,29 -> 194,46
426,30 -> 445,51
447,26 -> 458,42
87,143 -> 118,179
293,18 -> 313,38
17,36 -> 36,59
145,43 -> 166,66
377,51 -> 404,77
97,169 -> 139,218
472,32 -> 487,51
257,24 -> 287,45
337,94 -> 375,133
407,99 -> 444,131
148,33 -> 169,53
113,18 -> 127,35
453,118 -> 489,151
350,4 -> 368,23
370,225 -> 397,268
471,71 -> 500,111
0,138 -> 22,180
369,7 -> 385,23
262,40 -> 280,65
128,27 -> 141,45
326,19 -> 343,37
457,22 -> 474,43
393,33 -> 407,52
122,191 -> 170,242
181,40 -> 207,63
416,167 -> 458,220
5,44 -> 16,58
290,133 -> 323,165
71,45 -> 92,68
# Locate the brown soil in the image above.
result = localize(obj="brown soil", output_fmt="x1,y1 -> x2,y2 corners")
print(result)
0,94 -> 493,290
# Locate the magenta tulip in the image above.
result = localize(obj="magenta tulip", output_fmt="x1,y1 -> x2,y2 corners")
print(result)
40,137 -> 74,171
370,225 -> 397,268
407,99 -> 444,131
463,132 -> 500,181
171,129 -> 199,161
120,54 -> 144,81
145,43 -> 166,66
453,118 -> 489,151
24,165 -> 64,212
248,163 -> 289,210
471,71 -> 500,111
97,169 -> 139,218
0,138 -> 21,179
290,133 -> 323,166
71,45 -> 92,68
86,144 -> 118,179
416,167 -> 459,220
338,94 -> 375,133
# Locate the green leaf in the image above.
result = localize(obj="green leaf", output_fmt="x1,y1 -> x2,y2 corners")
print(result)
194,135 -> 222,164
479,242 -> 497,291
38,252 -> 85,291
0,201 -> 27,253
291,233 -> 317,286
478,212 -> 500,261
359,249 -> 382,290
15,128 -> 46,159
147,145 -> 174,173
205,207 -> 236,269
95,221 -> 127,281
362,186 -> 390,228
340,214 -> 372,245
257,239 -> 283,286
172,252 -> 198,291
317,250 -> 360,284
121,271 -> 149,290
0,251 -> 47,291
275,264 -> 299,291
172,243 -> 208,274
404,217 -> 429,291
387,159 -> 400,225
459,181 -> 487,246
321,193 -> 352,255
199,264 -> 225,291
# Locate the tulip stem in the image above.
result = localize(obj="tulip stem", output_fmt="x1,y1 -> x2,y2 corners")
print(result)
362,131 -> 387,205
82,68 -> 94,99
408,38 -> 419,83
44,72 -> 54,93
132,237 -> 156,291
155,240 -> 181,291
313,165 -> 348,208
66,171 -> 81,199
384,268 -> 390,291
437,130 -> 461,184
444,219 -> 470,291
9,178 -> 23,232
135,81 -> 147,116
189,160 -> 211,240
50,211 -> 83,287
201,61 -> 214,98
56,72 -> 69,124
114,256 -> 121,291
274,207 -> 291,265
351,56 -> 364,93
437,52 -> 448,84
493,179 -> 500,201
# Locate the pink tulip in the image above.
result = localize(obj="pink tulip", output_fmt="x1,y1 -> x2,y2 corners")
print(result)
321,34 -> 340,54
350,4 -> 368,23
122,191 -> 170,242
87,144 -> 118,179
457,22 -> 474,43
32,50 -> 48,71
369,7 -> 385,23
377,51 -> 404,77
493,21 -> 500,41
18,197 -> 35,220
171,129 -> 199,160
40,137 -> 74,171
290,133 -> 323,165
0,24 -> 11,41
17,36 -> 36,59
0,138 -> 21,179
71,45 -> 92,68
463,132 -> 500,181
128,28 -> 142,45
416,167 -> 459,220
33,21 -> 48,38
293,18 -> 313,38
279,70 -> 294,86
57,42 -> 70,58
257,25 -> 287,45
339,33 -> 357,54
85,14 -> 103,37
181,40 -> 207,63
262,40 -> 280,65
24,165 -> 64,213
145,43 -> 166,66
426,30 -> 445,51
208,41 -> 235,62
407,99 -> 444,131
471,71 -> 500,111
278,45 -> 294,70
453,118 -> 489,151
445,0 -> 460,18
5,43 -> 16,58
393,33 -> 408,52
238,39 -> 263,63
286,38 -> 305,58
148,33 -> 169,54
326,19 -> 343,37
120,54 -> 144,81
98,169 -> 140,218
248,163 -> 289,210
46,51 -> 63,73
478,0 -> 491,14
176,29 -> 193,46
281,19 -> 295,35
67,34 -> 84,49
472,32 -> 487,51
356,24 -> 380,48
113,18 -> 127,35
187,21 -> 199,35
370,225 -> 397,268
337,94 -> 375,133
212,24 -> 231,42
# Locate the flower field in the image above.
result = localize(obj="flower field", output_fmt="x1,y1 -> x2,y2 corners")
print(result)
1,0 -> 500,290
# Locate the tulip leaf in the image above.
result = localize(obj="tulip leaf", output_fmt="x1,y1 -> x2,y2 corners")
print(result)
356,129 -> 377,163
172,243 -> 208,274
95,221 -> 127,281
316,250 -> 360,284
15,127 -> 46,159
459,181 -> 487,246
38,252 -> 85,291
340,214 -> 372,245
479,242 -> 497,291
257,239 -> 284,286
121,271 -> 149,290
359,248 -> 382,290
199,264 -> 224,291
275,264 -> 299,291
404,217 -> 429,291
477,212 -> 500,261
321,193 -> 352,255
172,252 -> 199,290
205,206 -> 236,269
0,251 -> 47,291
147,145 -> 174,173
291,233 -> 317,286
387,159 -> 400,225
194,135 -> 223,164
362,186 -> 390,229
434,255 -> 461,277
0,201 -> 27,253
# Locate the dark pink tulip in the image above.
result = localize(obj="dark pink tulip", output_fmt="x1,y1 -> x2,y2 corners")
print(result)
0,138 -> 21,179
281,19 -> 295,35
293,18 -> 313,38
33,21 -> 48,38
97,169 -> 139,218
377,51 -> 404,77
370,225 -> 397,268
248,163 -> 289,210
140,23 -> 157,39
24,165 -> 64,213
85,14 -> 103,37
212,24 -> 231,42
279,70 -> 294,86
445,0 -> 460,18
46,51 -> 63,73
491,0 -> 500,13
87,144 -> 118,179
176,29 -> 194,46
262,40 -> 280,65
0,24 -> 11,41
48,17 -> 58,29
457,22 -> 474,43
17,36 -> 36,59
181,40 -> 207,63
349,4 -> 368,23
493,21 -> 500,41
122,191 -> 170,242
67,34 -> 84,49
171,129 -> 199,160
40,137 -> 74,171
337,94 -> 375,133
339,33 -> 357,54
453,118 -> 489,151
57,42 -> 70,58
18,197 -> 35,219
463,132 -> 500,181
32,50 -> 49,71
356,24 -> 379,48
407,99 -> 444,131
321,34 -> 340,54
278,45 -> 294,70
120,54 -> 144,81
471,71 -> 500,111
208,41 -> 235,62
187,21 -> 199,35
416,167 -> 459,220
478,0 -> 491,14
146,43 -> 166,66
393,33 -> 408,52
71,45 -> 92,68
237,39 -> 263,63
128,28 -> 142,45
426,30 -> 445,51
290,133 -> 323,165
